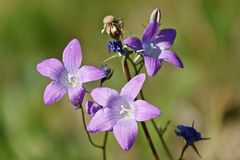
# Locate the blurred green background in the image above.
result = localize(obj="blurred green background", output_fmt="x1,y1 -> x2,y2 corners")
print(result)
0,0 -> 240,159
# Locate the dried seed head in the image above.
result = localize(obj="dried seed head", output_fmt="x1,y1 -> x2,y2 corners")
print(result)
149,8 -> 161,23
102,15 -> 124,40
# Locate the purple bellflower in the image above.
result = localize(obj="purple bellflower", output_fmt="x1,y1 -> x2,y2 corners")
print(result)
123,20 -> 183,77
87,74 -> 161,151
36,39 -> 107,107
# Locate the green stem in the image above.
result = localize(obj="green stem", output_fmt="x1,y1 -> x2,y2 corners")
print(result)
123,59 -> 160,160
79,104 -> 108,160
102,132 -> 108,160
127,58 -> 173,160
151,120 -> 174,160
179,144 -> 188,160
79,105 -> 103,148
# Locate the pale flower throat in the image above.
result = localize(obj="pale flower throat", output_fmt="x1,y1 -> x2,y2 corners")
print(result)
67,73 -> 80,88
120,104 -> 134,118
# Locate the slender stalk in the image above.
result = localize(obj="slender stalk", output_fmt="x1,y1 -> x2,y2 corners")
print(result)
179,144 -> 188,160
79,104 -> 108,160
123,59 -> 160,160
100,78 -> 109,160
127,58 -> 173,160
151,120 -> 174,160
79,104 -> 103,149
102,132 -> 108,160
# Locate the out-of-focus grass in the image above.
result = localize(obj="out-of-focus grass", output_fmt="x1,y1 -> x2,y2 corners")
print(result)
0,0 -> 240,159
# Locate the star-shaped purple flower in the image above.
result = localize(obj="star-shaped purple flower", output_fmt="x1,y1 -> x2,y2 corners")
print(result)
123,20 -> 183,77
87,74 -> 161,151
36,39 -> 107,106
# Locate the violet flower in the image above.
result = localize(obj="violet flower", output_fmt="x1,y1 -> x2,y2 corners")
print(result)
87,74 -> 161,151
123,20 -> 183,77
36,39 -> 107,107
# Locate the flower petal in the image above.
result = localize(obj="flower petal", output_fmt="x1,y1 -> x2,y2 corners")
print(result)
78,65 -> 107,83
144,56 -> 162,77
36,58 -> 64,80
159,50 -> 184,68
62,39 -> 82,72
85,101 -> 102,116
43,81 -> 66,105
134,100 -> 161,121
123,37 -> 143,51
120,74 -> 145,101
142,20 -> 159,44
68,85 -> 85,106
113,119 -> 138,151
87,108 -> 122,132
155,29 -> 176,50
91,87 -> 120,107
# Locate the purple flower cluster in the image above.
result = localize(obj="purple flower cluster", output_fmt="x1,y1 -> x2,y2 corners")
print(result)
36,8 -> 189,155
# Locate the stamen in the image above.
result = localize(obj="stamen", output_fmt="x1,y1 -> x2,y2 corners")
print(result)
67,73 -> 79,88
120,104 -> 134,118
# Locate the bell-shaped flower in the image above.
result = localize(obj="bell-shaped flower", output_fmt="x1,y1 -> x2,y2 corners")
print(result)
123,20 -> 183,77
87,74 -> 161,151
36,39 -> 107,107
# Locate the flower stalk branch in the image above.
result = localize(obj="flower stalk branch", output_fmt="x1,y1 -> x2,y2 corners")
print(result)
123,59 -> 160,160
126,58 -> 173,160
79,103 -> 108,160
79,104 -> 103,149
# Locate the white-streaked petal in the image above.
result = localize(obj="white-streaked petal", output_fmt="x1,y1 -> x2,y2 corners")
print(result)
134,100 -> 161,121
91,87 -> 120,107
159,50 -> 184,68
120,74 -> 146,101
62,39 -> 82,72
36,58 -> 64,80
113,119 -> 138,151
87,108 -> 122,132
78,65 -> 107,83
68,85 -> 85,106
43,81 -> 67,105
144,56 -> 162,77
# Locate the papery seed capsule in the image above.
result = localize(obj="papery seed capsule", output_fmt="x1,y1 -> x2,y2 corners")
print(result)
102,15 -> 124,40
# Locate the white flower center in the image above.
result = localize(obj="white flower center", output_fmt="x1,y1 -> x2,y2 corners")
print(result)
143,42 -> 161,58
120,104 -> 134,118
67,73 -> 79,88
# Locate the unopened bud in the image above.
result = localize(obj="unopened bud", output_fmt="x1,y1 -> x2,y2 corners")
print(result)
149,8 -> 161,23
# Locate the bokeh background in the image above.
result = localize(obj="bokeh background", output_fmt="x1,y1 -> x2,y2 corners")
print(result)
0,0 -> 240,159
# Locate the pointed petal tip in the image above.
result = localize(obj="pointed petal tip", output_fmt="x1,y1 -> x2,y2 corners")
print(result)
70,38 -> 80,44
63,38 -> 82,72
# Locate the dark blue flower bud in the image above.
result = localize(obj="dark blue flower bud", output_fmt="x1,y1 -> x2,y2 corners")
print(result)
107,40 -> 123,53
175,125 -> 202,144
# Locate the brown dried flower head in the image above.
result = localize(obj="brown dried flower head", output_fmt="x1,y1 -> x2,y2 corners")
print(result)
102,15 -> 124,40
